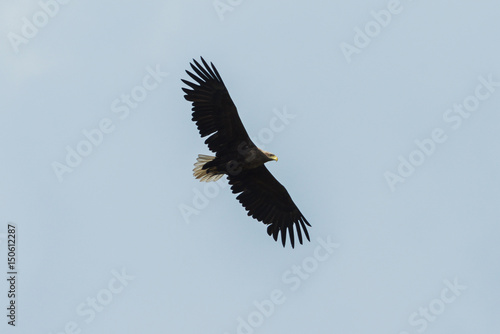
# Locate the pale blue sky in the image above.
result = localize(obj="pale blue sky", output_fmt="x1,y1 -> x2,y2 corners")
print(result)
1,1 -> 499,333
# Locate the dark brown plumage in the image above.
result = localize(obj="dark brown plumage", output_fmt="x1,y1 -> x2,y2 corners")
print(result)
182,57 -> 311,248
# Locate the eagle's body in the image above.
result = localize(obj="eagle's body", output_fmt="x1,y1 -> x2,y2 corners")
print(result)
182,58 -> 311,248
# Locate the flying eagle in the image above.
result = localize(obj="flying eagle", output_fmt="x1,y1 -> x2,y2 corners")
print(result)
182,57 -> 311,248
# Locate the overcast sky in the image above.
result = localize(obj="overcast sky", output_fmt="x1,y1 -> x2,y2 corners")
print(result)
1,1 -> 499,333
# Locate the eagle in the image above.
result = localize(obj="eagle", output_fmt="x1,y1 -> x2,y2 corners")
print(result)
182,57 -> 311,248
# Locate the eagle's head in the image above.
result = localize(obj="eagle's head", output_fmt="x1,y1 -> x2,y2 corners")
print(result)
262,150 -> 278,162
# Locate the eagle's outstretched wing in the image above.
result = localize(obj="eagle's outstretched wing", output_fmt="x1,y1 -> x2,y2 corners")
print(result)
182,57 -> 254,155
228,165 -> 311,248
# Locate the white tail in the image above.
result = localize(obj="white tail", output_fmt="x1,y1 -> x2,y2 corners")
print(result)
193,154 -> 224,182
